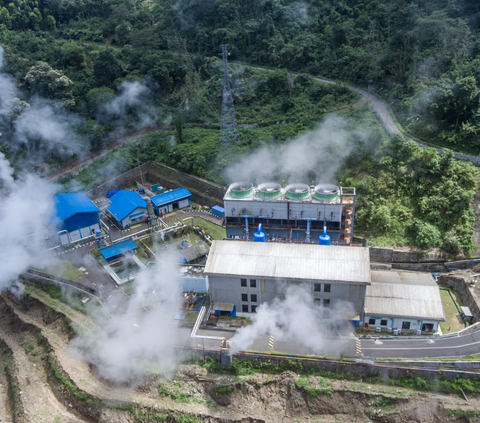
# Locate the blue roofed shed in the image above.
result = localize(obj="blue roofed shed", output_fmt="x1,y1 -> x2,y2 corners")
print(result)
151,188 -> 192,215
106,190 -> 147,228
99,239 -> 138,262
55,193 -> 100,245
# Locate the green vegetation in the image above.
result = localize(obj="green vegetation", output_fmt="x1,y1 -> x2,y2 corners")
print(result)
193,218 -> 226,241
35,284 -> 89,313
202,357 -> 480,394
215,385 -> 235,395
340,135 -> 478,255
21,339 -> 37,356
158,381 -> 194,403
296,377 -> 332,397
38,263 -> 83,281
439,289 -> 464,333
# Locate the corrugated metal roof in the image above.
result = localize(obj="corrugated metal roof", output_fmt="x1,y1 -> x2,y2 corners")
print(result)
182,242 -> 209,262
107,190 -> 147,221
151,188 -> 192,207
99,238 -> 138,260
365,271 -> 445,321
204,241 -> 370,284
214,302 -> 234,312
55,193 -> 100,221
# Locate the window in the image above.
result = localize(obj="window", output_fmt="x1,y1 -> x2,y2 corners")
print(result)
314,283 -> 321,292
251,294 -> 257,303
241,294 -> 248,302
369,318 -> 376,325
242,305 -> 249,312
251,305 -> 257,313
402,321 -> 411,330
323,309 -> 330,318
241,278 -> 247,287
323,299 -> 330,308
250,279 -> 257,288
314,299 -> 321,306
380,319 -> 388,326
324,284 -> 331,293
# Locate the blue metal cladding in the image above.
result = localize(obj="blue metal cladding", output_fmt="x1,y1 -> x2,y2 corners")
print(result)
63,213 -> 100,232
151,188 -> 192,208
99,238 -> 138,260
107,190 -> 147,222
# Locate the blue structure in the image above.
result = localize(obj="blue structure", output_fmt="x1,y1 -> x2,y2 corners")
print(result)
99,238 -> 138,262
318,223 -> 331,245
151,188 -> 192,216
212,205 -> 225,218
253,224 -> 266,242
55,193 -> 100,245
106,190 -> 147,229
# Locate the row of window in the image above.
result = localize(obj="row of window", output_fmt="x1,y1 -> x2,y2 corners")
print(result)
368,318 -> 412,330
241,278 -> 256,288
314,283 -> 331,293
314,298 -> 330,307
242,293 -> 257,303
242,305 -> 257,313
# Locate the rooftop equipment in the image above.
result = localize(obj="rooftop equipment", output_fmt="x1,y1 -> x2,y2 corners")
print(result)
228,182 -> 254,198
253,224 -> 266,242
285,183 -> 311,201
257,182 -> 282,200
318,221 -> 331,245
314,184 -> 340,202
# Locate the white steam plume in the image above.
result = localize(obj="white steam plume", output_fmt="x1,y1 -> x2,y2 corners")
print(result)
100,80 -> 157,129
0,152 -> 58,292
225,115 -> 369,184
71,251 -> 184,383
230,284 -> 355,355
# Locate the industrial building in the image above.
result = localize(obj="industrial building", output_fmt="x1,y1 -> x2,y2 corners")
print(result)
151,188 -> 192,216
54,193 -> 101,245
223,182 -> 355,244
364,271 -> 445,333
106,190 -> 147,229
205,240 -> 370,319
205,240 -> 446,333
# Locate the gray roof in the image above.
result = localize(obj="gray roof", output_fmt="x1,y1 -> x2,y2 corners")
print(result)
365,271 -> 445,321
213,302 -> 235,312
204,241 -> 371,284
182,242 -> 209,262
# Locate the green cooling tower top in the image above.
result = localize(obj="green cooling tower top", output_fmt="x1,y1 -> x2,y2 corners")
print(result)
285,183 -> 311,201
257,182 -> 282,199
314,184 -> 340,202
229,182 -> 254,198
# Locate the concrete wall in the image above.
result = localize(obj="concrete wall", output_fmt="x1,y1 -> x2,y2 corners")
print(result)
369,247 -> 448,271
438,275 -> 480,323
364,315 -> 439,333
87,162 -> 226,206
209,275 -> 366,316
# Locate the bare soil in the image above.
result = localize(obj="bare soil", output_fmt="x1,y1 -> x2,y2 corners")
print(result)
0,288 -> 479,423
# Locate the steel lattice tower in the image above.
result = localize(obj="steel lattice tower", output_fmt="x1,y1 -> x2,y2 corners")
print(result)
220,44 -> 241,144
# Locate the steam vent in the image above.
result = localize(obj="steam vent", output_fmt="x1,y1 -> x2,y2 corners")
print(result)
223,182 -> 356,244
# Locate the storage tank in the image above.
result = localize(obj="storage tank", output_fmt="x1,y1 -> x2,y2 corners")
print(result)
228,182 -> 254,198
285,183 -> 310,201
253,224 -> 266,242
314,184 -> 340,202
257,182 -> 282,200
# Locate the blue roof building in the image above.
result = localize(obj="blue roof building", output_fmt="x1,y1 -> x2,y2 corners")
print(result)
99,238 -> 138,262
106,190 -> 147,229
151,188 -> 192,215
55,193 -> 101,245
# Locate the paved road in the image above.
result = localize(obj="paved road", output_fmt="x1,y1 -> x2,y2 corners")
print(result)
243,64 -> 480,165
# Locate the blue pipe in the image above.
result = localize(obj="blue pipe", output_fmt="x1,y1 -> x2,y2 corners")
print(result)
245,216 -> 249,239
306,220 -> 311,243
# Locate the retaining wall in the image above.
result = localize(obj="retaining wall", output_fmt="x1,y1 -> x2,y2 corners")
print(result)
87,162 -> 226,206
438,275 -> 480,323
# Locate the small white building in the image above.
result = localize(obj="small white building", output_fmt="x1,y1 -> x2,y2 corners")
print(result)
364,271 -> 445,333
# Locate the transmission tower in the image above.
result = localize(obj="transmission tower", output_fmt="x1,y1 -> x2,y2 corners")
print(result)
220,44 -> 241,144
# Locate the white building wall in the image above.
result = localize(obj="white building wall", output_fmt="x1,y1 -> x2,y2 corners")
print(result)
364,315 -> 440,333
224,198 -> 342,221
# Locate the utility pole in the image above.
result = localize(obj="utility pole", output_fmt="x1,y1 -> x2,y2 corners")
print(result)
220,44 -> 241,144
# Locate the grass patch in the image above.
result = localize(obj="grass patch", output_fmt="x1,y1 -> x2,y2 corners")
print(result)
440,288 -> 465,333
215,385 -> 234,395
21,340 -> 38,356
38,263 -> 83,281
193,217 -> 226,241
158,381 -> 194,403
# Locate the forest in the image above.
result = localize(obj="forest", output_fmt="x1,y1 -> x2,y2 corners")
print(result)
0,0 -> 478,254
